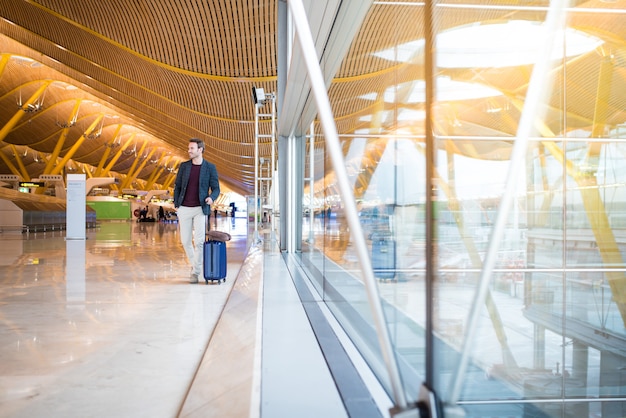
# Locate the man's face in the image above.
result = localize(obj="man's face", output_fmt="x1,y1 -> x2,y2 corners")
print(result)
188,142 -> 202,158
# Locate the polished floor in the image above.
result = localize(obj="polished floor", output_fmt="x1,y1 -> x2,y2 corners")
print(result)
0,217 -> 387,418
0,217 -> 248,417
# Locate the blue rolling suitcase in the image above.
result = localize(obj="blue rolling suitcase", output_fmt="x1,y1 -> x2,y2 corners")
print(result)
203,217 -> 228,284
371,234 -> 396,280
204,239 -> 227,284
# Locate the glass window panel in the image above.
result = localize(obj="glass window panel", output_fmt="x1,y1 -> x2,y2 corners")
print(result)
298,0 -> 626,415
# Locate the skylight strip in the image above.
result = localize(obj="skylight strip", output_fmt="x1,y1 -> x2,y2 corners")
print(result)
374,1 -> 626,14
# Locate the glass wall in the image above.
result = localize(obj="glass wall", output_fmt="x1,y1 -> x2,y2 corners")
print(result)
298,1 -> 626,416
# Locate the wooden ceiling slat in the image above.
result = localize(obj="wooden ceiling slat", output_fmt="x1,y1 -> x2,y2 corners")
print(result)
207,2 -> 226,76
1,1 -> 625,196
262,1 -> 273,78
221,3 -> 235,77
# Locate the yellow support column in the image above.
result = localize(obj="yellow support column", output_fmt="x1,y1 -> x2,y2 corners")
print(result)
94,124 -> 123,177
0,146 -> 22,177
0,81 -> 51,143
543,142 -> 626,325
0,54 -> 11,78
120,139 -> 149,190
587,55 -> 613,163
161,161 -> 180,190
9,145 -> 30,181
144,155 -> 170,190
440,147 -> 519,369
123,147 -> 156,190
43,99 -> 82,174
83,163 -> 93,179
102,133 -> 137,176
50,114 -> 104,175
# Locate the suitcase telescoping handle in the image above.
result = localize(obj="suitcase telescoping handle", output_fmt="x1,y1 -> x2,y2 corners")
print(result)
205,212 -> 210,242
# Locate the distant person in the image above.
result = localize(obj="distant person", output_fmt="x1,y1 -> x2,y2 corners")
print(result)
158,206 -> 165,221
139,206 -> 148,219
173,138 -> 220,283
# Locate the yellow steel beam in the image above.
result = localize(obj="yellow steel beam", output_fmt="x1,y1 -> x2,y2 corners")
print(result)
439,142 -> 519,369
543,141 -> 626,324
162,160 -> 180,190
143,153 -> 164,186
587,56 -> 613,163
522,108 -> 626,325
83,163 -> 93,179
349,98 -> 387,200
578,175 -> 626,323
123,147 -> 156,190
120,139 -> 149,190
0,146 -> 22,177
145,155 -> 170,190
0,81 -> 51,143
102,133 -> 137,176
353,137 -> 387,200
94,124 -> 123,177
44,99 -> 82,174
0,54 -> 10,78
534,144 -> 564,227
10,145 -> 30,181
441,141 -> 482,268
51,113 -> 105,175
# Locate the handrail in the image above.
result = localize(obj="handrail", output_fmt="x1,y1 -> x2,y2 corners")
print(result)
287,0 -> 408,411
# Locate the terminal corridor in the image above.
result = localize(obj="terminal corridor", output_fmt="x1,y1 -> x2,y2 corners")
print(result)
1,1 -> 626,416
0,218 -> 247,417
0,217 -> 386,418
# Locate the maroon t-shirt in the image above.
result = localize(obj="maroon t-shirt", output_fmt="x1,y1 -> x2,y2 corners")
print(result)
182,164 -> 202,207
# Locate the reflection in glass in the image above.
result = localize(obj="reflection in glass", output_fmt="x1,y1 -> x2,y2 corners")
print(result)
299,2 -> 626,416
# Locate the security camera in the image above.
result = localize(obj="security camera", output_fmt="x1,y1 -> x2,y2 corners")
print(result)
252,87 -> 266,105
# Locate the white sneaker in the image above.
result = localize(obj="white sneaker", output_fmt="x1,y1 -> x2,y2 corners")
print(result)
190,273 -> 199,283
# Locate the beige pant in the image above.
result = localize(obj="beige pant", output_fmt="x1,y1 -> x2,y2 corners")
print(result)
177,206 -> 206,276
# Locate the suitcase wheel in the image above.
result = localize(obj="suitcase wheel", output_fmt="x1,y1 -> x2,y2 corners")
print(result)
204,278 -> 225,284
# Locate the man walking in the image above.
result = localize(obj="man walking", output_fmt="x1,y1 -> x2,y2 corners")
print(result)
174,138 -> 220,283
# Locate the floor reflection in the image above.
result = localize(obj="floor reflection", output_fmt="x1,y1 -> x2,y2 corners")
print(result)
0,216 -> 249,417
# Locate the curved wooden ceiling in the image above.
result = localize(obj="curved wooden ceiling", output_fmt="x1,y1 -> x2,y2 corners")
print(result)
0,0 -> 625,197
0,0 -> 277,195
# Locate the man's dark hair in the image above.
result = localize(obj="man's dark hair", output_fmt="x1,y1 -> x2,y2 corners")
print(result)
189,138 -> 204,152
